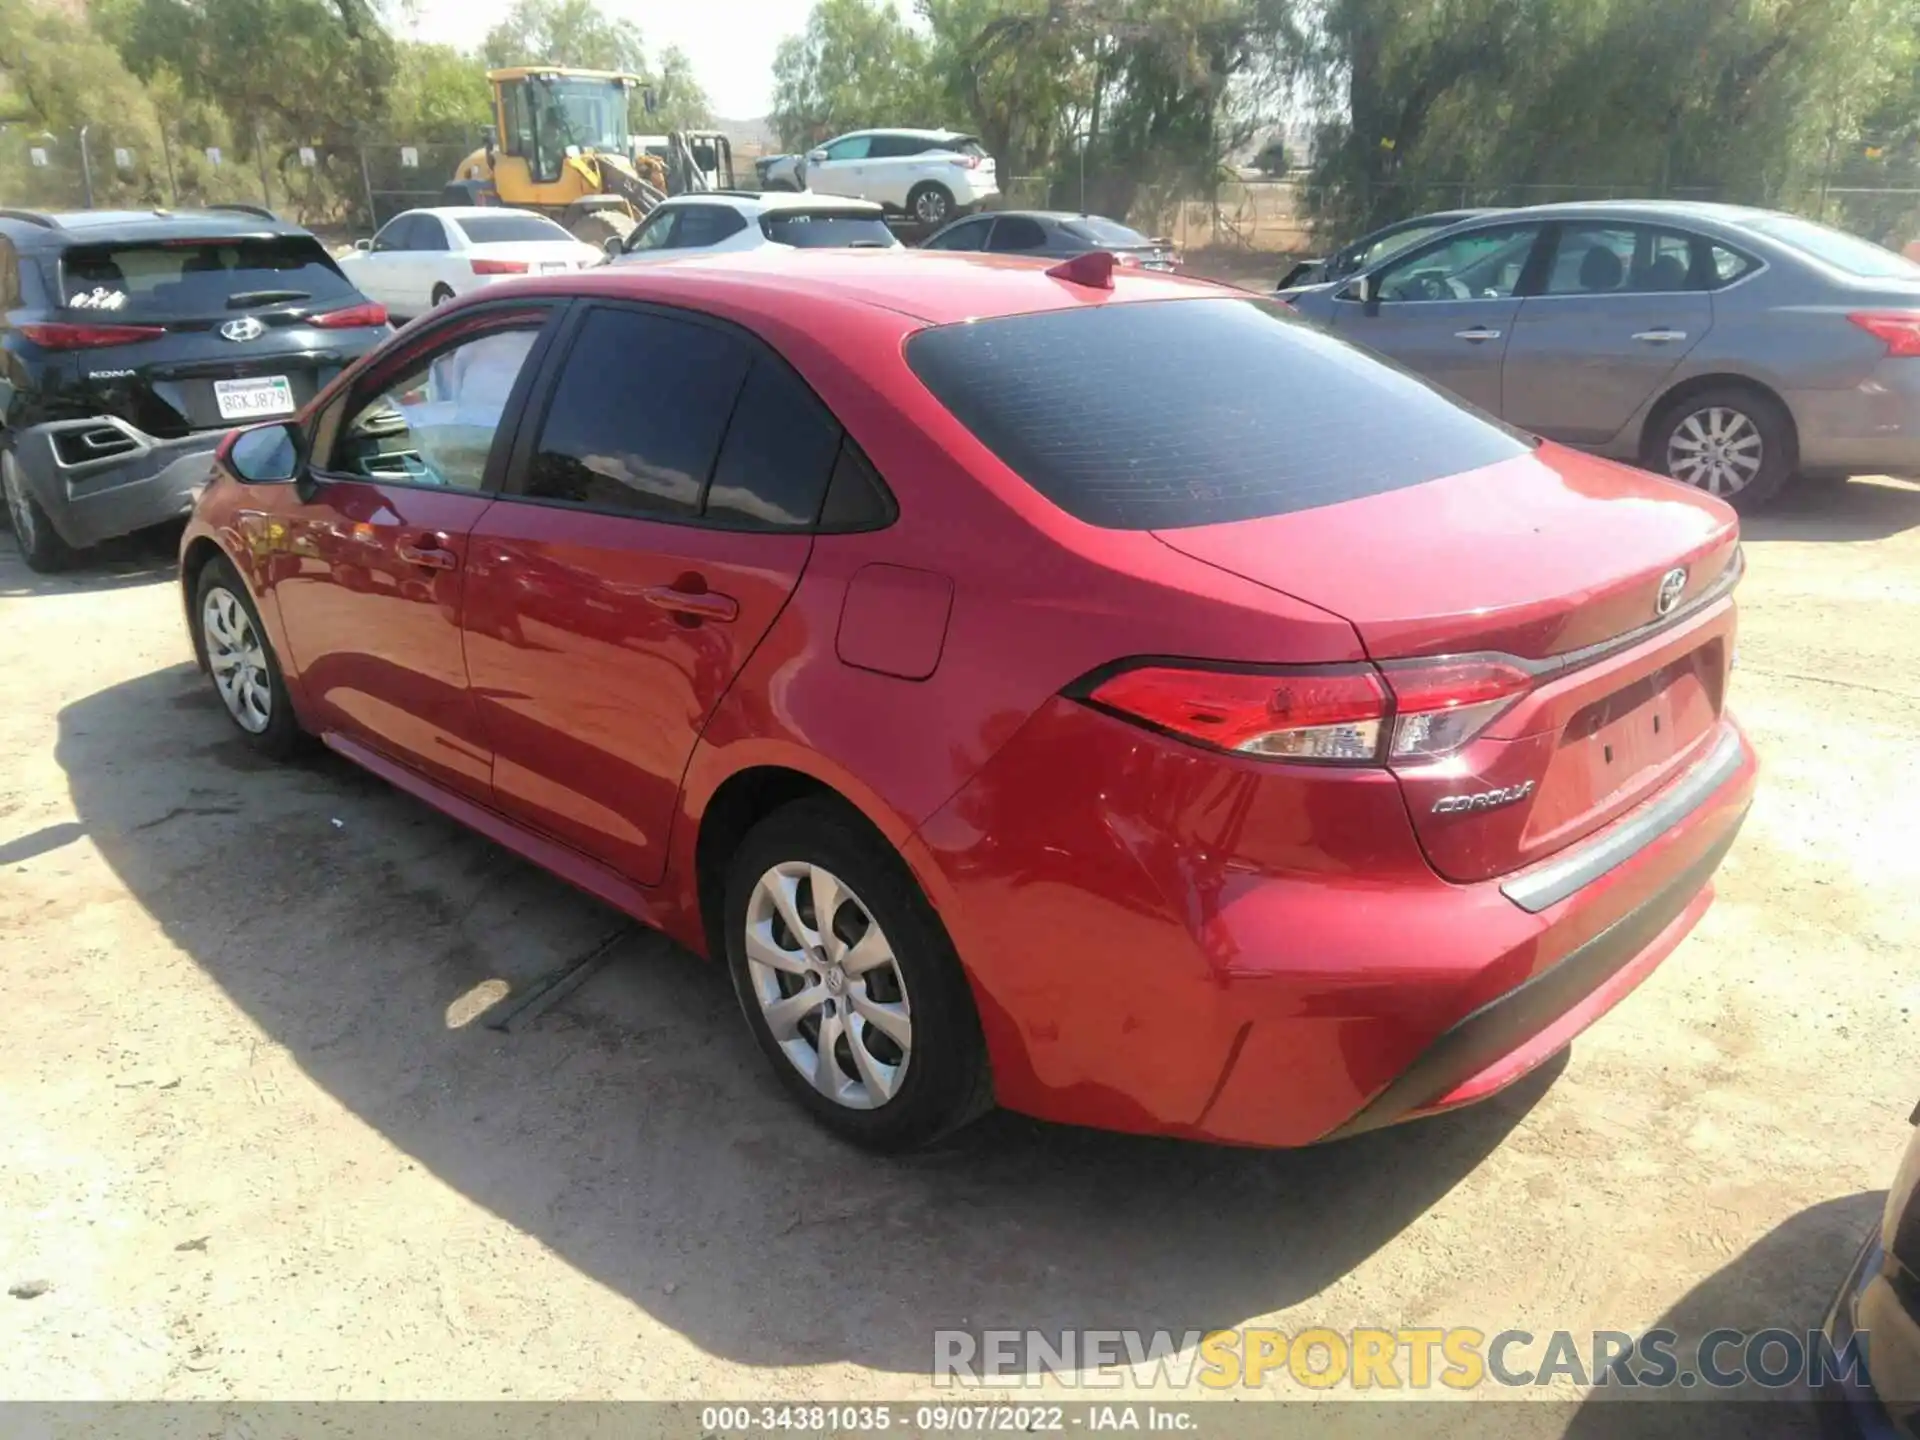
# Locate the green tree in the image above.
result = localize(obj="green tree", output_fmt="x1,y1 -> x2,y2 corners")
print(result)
769,0 -> 937,150
642,45 -> 715,131
481,0 -> 647,72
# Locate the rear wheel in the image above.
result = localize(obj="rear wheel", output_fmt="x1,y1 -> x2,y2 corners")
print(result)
2,448 -> 74,573
722,798 -> 991,1151
907,182 -> 955,227
1645,385 -> 1795,512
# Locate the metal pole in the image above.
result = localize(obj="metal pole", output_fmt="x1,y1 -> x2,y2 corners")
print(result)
358,143 -> 377,229
1079,134 -> 1087,214
256,123 -> 273,210
159,124 -> 179,206
79,125 -> 95,208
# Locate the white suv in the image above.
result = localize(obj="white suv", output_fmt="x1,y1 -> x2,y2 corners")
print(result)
607,192 -> 900,263
801,130 -> 998,226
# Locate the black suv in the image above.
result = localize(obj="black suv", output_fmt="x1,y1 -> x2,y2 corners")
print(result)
1,206 -> 389,571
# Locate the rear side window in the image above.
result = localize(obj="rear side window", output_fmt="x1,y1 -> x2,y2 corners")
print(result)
457,214 -> 574,245
674,206 -> 749,249
761,212 -> 896,248
906,298 -> 1532,530
988,216 -> 1048,252
705,358 -> 843,528
520,307 -> 749,518
0,237 -> 19,308
58,236 -> 357,316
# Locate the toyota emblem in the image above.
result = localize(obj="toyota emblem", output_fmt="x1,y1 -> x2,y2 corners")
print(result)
220,316 -> 265,342
1655,566 -> 1688,617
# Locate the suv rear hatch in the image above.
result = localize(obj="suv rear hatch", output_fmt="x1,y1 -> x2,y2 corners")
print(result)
905,293 -> 1741,886
45,234 -> 378,436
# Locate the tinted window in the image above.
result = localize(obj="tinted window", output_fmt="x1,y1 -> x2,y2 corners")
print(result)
0,237 -> 18,308
1374,224 -> 1539,302
59,236 -> 358,317
521,307 -> 749,518
624,209 -> 678,253
1742,214 -> 1920,278
1545,224 -> 1698,294
705,358 -> 843,528
989,216 -> 1048,252
926,217 -> 992,251
457,214 -> 575,245
329,327 -> 540,490
674,206 -> 748,249
906,298 -> 1531,530
866,135 -> 927,158
412,216 -> 450,252
372,216 -> 413,252
760,212 -> 897,248
1063,216 -> 1149,246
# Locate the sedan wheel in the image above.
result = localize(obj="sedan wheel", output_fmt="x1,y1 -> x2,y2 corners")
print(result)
1665,406 -> 1764,498
745,861 -> 912,1109
203,585 -> 274,733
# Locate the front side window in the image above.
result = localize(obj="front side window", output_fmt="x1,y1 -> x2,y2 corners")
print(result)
1374,224 -> 1541,302
371,216 -> 413,252
822,136 -> 871,162
518,307 -> 750,518
327,327 -> 540,490
1346,220 -> 1452,275
988,216 -> 1048,252
926,217 -> 992,251
624,210 -> 680,253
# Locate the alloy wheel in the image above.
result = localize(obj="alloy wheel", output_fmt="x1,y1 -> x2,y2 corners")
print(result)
2,457 -> 35,551
202,586 -> 273,734
1666,406 -> 1764,497
744,861 -> 912,1109
914,190 -> 949,225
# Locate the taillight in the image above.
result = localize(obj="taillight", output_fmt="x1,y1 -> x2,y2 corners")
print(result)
948,155 -> 981,169
311,301 -> 388,328
1079,654 -> 1535,765
1085,663 -> 1388,762
472,259 -> 529,275
1377,655 -> 1533,760
1114,252 -> 1143,268
19,321 -> 165,349
1849,311 -> 1920,357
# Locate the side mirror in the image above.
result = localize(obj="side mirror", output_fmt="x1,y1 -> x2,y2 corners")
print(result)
226,422 -> 302,485
1339,274 -> 1373,304
808,149 -> 829,163
602,234 -> 624,259
354,237 -> 373,252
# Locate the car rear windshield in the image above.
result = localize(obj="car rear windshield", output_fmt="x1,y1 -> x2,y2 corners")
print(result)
761,212 -> 896,248
58,236 -> 357,316
1741,214 -> 1920,278
905,297 -> 1533,530
456,214 -> 575,245
941,136 -> 988,159
1063,216 -> 1150,246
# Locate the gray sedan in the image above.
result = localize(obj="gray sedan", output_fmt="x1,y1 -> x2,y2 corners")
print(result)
1282,200 -> 1920,509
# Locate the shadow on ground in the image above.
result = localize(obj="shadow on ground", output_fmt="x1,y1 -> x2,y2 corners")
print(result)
1,522 -> 183,596
1744,475 -> 1920,544
53,662 -> 1561,1375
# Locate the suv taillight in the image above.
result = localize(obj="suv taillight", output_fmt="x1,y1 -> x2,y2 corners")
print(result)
19,321 -> 165,349
1080,655 -> 1533,765
948,154 -> 981,169
311,301 -> 388,329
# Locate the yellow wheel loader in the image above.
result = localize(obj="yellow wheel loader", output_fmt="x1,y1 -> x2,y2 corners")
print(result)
446,67 -> 677,250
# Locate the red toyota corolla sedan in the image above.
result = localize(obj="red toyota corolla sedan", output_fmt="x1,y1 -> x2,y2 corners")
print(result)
179,248 -> 1757,1152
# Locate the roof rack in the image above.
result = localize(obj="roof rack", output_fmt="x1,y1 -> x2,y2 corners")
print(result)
204,202 -> 279,221
0,209 -> 59,228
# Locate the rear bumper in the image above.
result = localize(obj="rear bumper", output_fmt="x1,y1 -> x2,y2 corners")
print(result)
11,417 -> 223,549
1790,365 -> 1920,479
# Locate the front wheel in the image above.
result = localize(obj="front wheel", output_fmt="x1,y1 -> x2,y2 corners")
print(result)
723,798 -> 991,1151
3,448 -> 75,573
1646,386 -> 1795,512
907,182 -> 955,227
196,556 -> 306,758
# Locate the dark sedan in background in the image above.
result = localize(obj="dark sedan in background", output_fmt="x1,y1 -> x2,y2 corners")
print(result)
1276,207 -> 1503,291
920,209 -> 1179,270
1283,200 -> 1920,510
1820,1108 -> 1919,1434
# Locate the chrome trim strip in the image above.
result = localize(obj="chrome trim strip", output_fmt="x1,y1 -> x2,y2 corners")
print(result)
1524,544 -> 1744,680
1500,725 -> 1747,914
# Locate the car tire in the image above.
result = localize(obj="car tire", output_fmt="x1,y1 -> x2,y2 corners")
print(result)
907,182 -> 955,228
2,447 -> 75,573
430,283 -> 455,307
195,555 -> 306,759
722,797 -> 992,1152
1644,385 -> 1796,513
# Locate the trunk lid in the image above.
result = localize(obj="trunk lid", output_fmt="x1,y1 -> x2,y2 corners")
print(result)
1154,445 -> 1741,883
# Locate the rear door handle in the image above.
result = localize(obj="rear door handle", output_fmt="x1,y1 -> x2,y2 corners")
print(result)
1632,329 -> 1688,343
397,532 -> 458,571
1453,327 -> 1502,342
642,583 -> 739,623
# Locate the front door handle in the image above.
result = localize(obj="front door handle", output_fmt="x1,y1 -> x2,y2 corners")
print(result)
397,532 -> 458,571
1453,326 -> 1502,342
1632,329 -> 1688,343
642,582 -> 739,624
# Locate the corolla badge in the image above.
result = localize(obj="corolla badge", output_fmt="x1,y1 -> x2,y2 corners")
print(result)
220,316 -> 266,342
1655,566 -> 1688,617
1432,780 -> 1535,815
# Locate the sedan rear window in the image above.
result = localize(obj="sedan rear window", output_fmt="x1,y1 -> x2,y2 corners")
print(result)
1741,214 -> 1920,278
456,214 -> 575,245
761,213 -> 898,249
59,236 -> 357,316
906,298 -> 1532,530
1062,216 -> 1150,246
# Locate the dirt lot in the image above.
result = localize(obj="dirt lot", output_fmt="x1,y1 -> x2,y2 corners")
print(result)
1,479 -> 1917,1421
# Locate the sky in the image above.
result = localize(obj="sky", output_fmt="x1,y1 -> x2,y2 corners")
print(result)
403,0 -> 820,119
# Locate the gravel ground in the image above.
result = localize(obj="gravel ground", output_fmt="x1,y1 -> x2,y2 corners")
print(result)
0,478 -> 1915,1427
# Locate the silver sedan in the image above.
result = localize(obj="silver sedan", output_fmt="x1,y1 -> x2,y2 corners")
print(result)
1282,200 -> 1920,509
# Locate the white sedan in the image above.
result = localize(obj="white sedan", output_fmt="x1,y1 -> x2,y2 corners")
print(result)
338,207 -> 601,320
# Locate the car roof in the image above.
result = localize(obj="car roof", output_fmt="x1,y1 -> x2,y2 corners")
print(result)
489,247 -> 1224,327
404,206 -> 561,222
655,191 -> 887,217
0,207 -> 310,246
973,210 -> 1142,227
836,128 -> 974,142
